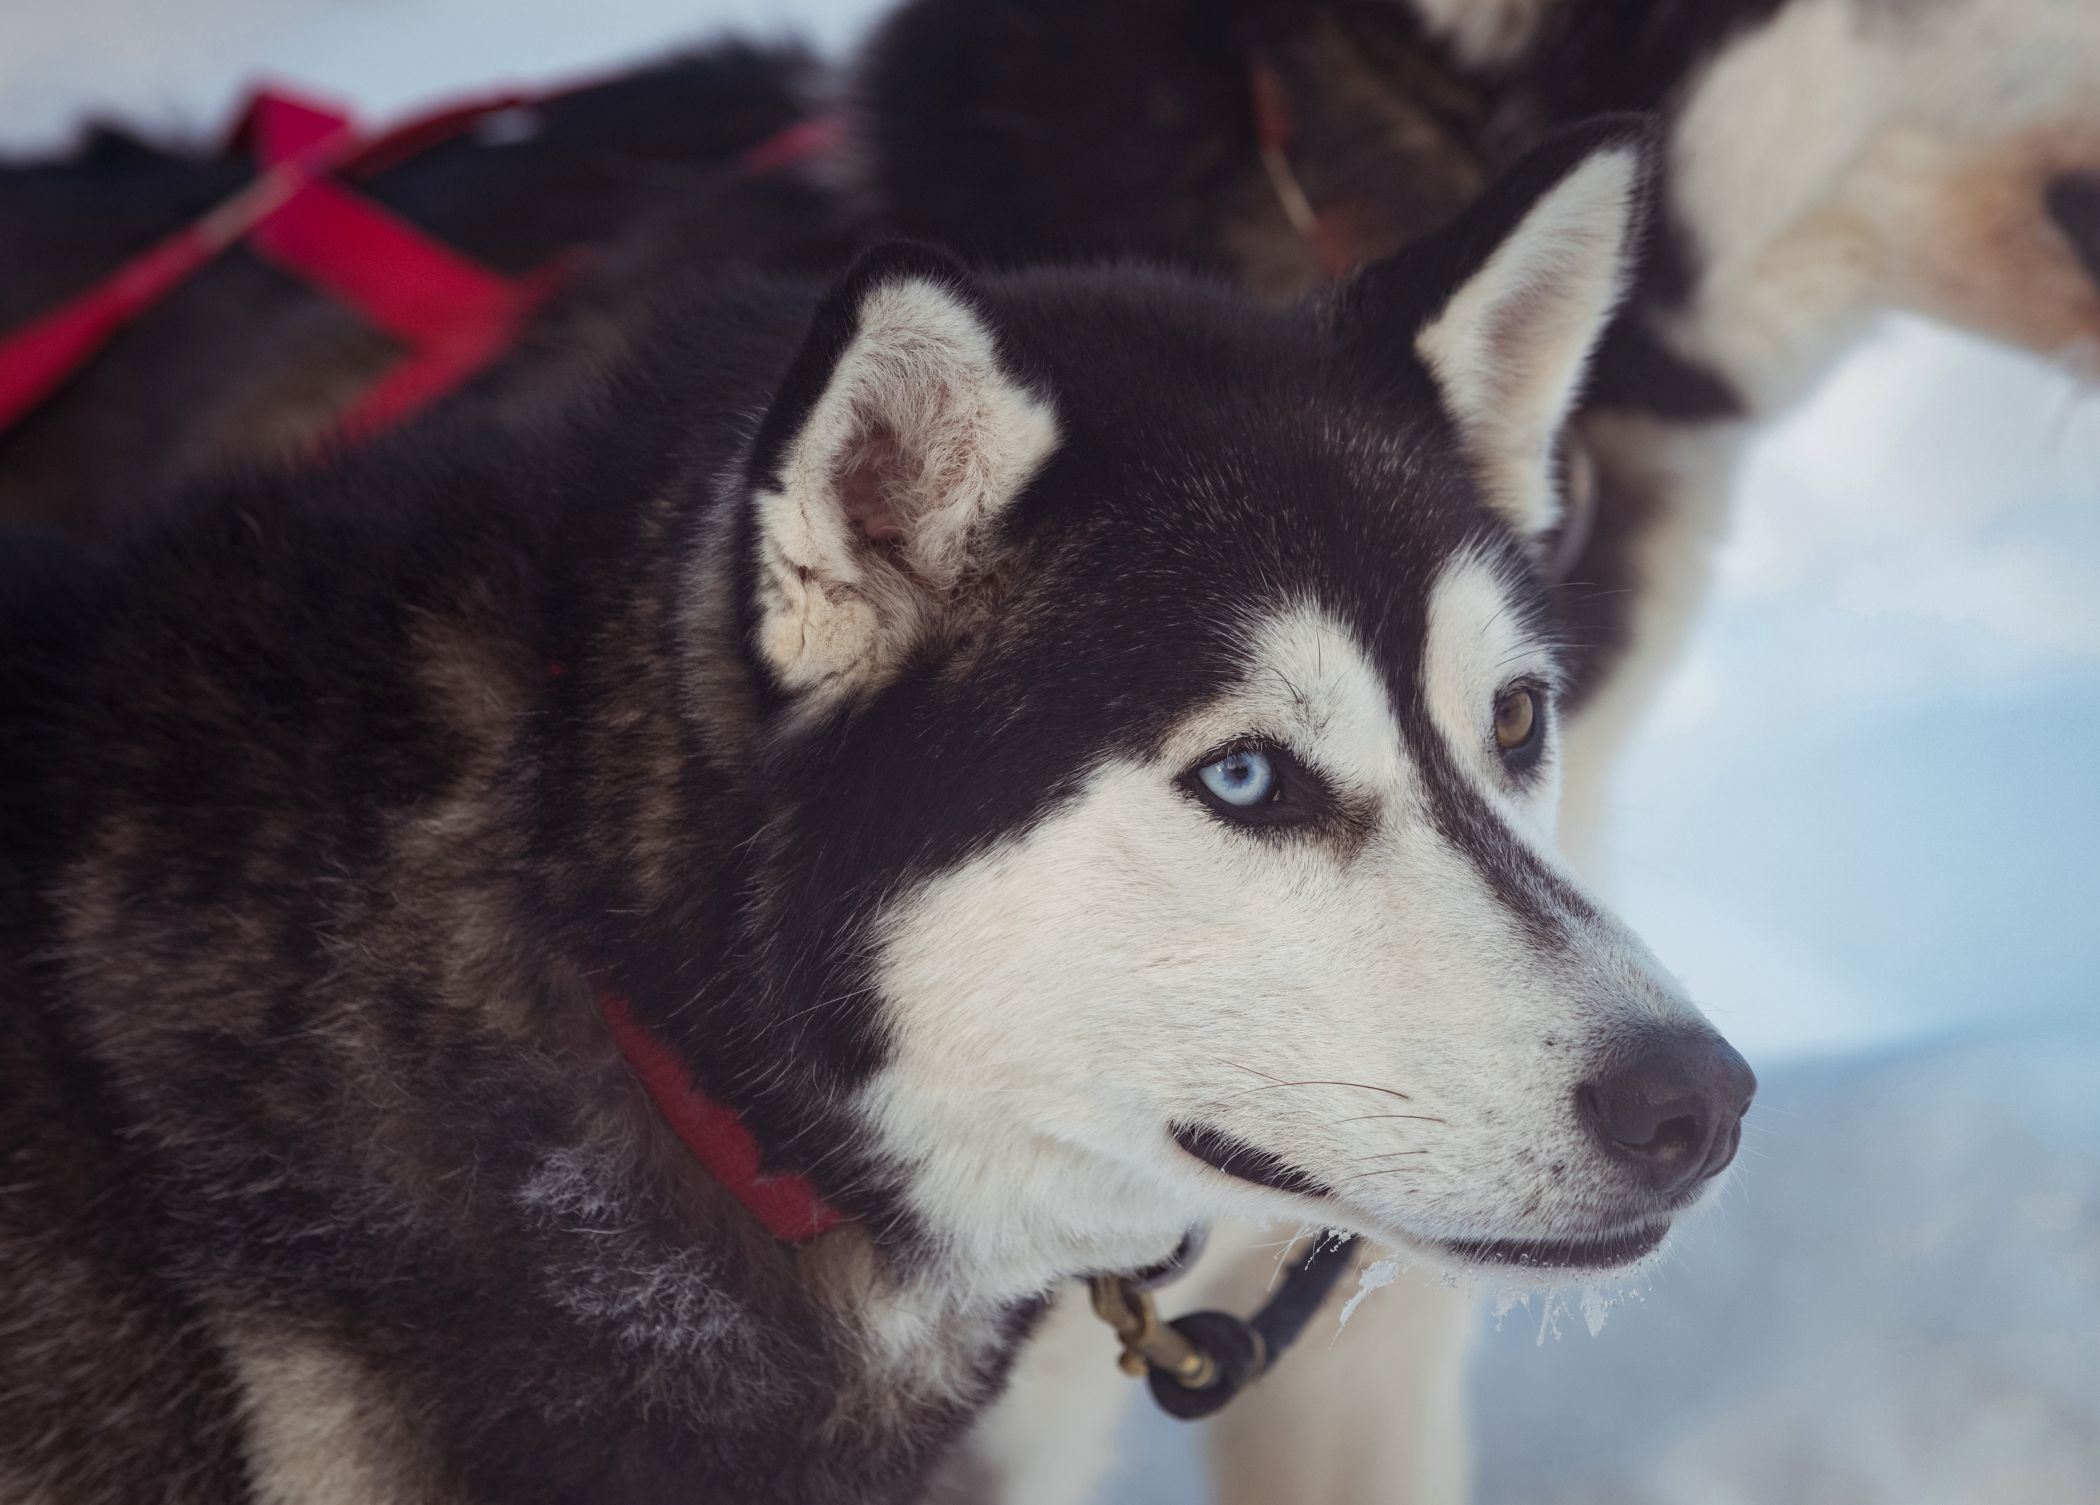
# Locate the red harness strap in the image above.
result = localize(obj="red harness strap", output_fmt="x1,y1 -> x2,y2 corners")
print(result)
238,88 -> 577,441
0,117 -> 348,432
0,83 -> 835,443
1246,55 -> 1363,281
596,989 -> 845,1243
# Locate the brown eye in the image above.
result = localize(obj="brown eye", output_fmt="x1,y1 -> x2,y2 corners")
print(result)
1494,686 -> 1540,755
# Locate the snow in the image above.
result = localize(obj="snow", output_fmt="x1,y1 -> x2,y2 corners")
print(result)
1578,1287 -> 1610,1341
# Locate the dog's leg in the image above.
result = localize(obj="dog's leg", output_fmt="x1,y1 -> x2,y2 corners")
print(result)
936,1284 -> 1138,1505
1554,416 -> 1748,874
1192,1234 -> 1474,1505
220,1325 -> 457,1505
957,1237 -> 1471,1505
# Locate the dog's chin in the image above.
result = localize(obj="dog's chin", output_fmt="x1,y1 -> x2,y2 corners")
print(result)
1425,1220 -> 1670,1277
1169,1126 -> 1675,1277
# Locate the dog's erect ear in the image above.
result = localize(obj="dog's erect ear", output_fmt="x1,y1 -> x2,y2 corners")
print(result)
742,243 -> 1059,704
1343,116 -> 1654,540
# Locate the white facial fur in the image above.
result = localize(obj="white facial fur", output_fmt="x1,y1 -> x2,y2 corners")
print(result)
855,555 -> 1711,1306
751,275 -> 1059,709
1417,145 -> 1646,538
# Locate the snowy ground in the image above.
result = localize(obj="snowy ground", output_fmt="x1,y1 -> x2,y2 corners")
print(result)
5,3 -> 2097,1501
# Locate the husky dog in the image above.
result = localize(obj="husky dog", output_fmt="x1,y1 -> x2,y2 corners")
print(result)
0,122 -> 1758,1502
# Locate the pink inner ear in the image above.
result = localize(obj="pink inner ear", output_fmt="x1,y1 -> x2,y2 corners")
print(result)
837,418 -> 909,544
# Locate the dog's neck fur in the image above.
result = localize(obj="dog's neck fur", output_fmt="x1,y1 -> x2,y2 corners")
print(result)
514,467 -> 1148,1326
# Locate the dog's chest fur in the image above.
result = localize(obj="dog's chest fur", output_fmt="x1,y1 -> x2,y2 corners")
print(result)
0,301 -> 1025,1503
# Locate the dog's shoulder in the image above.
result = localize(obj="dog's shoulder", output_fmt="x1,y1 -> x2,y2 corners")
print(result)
0,261 -> 1011,1501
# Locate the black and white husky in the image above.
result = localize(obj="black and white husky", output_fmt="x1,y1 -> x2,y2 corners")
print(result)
0,122 -> 1753,1501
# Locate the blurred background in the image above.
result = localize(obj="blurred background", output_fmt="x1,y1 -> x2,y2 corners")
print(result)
6,2 -> 2095,1501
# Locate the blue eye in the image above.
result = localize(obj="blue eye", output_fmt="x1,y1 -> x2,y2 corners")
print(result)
1182,741 -> 1335,831
1197,748 -> 1277,807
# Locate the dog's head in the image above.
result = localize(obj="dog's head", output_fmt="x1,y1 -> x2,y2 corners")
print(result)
1627,0 -> 2100,391
727,118 -> 1751,1296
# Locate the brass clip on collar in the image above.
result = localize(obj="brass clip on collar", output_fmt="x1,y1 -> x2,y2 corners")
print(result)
1087,1275 -> 1222,1390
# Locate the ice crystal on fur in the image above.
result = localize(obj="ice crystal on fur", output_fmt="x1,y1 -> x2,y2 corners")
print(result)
1336,1255 -> 1401,1333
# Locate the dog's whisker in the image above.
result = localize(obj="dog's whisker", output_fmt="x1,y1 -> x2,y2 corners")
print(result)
1332,1163 -> 1432,1186
1328,1111 -> 1448,1126
1215,1059 -> 1414,1102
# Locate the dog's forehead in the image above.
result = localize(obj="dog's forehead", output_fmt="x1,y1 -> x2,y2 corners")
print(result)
1009,398 -> 1542,722
1153,544 -> 1547,749
794,285 -> 1553,885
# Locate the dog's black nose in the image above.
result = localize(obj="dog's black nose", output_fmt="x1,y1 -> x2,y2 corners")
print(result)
1576,1033 -> 1756,1196
2047,173 -> 2100,288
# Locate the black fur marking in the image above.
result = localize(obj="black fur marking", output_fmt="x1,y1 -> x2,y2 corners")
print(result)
1504,0 -> 1796,122
1551,449 -> 1669,712
1586,315 -> 1742,421
858,0 -> 1264,276
1172,1124 -> 1335,1202
1407,695 -> 1599,955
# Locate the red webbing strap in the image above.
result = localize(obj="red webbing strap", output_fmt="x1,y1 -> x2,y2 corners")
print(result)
241,88 -> 575,441
1246,55 -> 1361,281
0,119 -> 350,431
330,258 -> 573,440
0,232 -> 215,431
596,988 -> 845,1243
0,85 -> 547,439
0,82 -> 836,443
